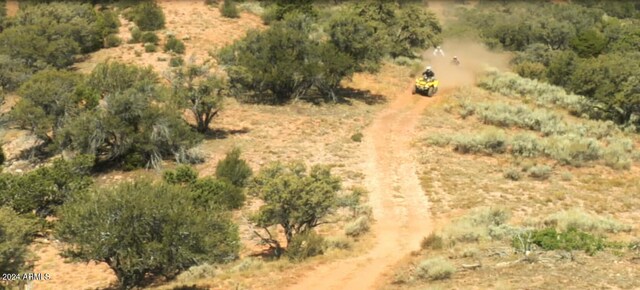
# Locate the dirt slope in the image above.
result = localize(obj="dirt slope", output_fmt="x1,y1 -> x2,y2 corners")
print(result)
285,36 -> 508,289
286,85 -> 436,290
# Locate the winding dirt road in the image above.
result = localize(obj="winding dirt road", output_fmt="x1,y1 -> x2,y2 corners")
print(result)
286,87 -> 438,290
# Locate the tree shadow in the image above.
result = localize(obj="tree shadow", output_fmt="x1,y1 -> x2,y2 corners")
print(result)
203,127 -> 251,140
171,285 -> 209,290
334,87 -> 387,105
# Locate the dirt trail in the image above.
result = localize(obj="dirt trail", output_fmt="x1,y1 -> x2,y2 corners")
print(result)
286,83 -> 437,290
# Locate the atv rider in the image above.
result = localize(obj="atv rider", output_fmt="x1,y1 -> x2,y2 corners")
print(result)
423,66 -> 435,81
452,56 -> 460,66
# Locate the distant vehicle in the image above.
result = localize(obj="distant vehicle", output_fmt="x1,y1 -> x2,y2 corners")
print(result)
451,56 -> 460,66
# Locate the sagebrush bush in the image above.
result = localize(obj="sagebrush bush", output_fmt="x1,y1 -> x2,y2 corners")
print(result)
351,132 -> 363,142
175,263 -> 217,283
479,70 -> 591,117
220,0 -> 240,18
543,134 -> 602,166
144,43 -> 157,52
105,34 -> 122,48
169,56 -> 184,67
421,233 -> 444,250
344,215 -> 370,237
603,143 -> 632,170
527,164 -> 552,180
129,26 -> 142,43
163,165 -> 198,185
324,236 -> 352,251
141,31 -> 159,44
286,231 -> 325,262
510,133 -> 543,157
452,129 -> 507,155
424,134 -> 450,147
164,35 -> 186,54
545,209 -> 631,233
215,148 -> 252,187
503,167 -> 522,181
444,207 -> 510,243
415,256 -> 456,280
128,2 -> 165,31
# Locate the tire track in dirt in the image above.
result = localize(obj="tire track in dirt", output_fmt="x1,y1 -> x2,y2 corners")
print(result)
286,87 -> 440,290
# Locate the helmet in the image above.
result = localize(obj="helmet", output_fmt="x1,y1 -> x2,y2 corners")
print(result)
426,66 -> 432,70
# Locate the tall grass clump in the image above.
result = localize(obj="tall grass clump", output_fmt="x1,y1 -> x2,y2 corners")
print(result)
545,209 -> 632,233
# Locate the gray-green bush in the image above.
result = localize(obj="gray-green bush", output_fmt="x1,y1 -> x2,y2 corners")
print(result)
452,128 -> 507,155
527,164 -> 552,180
415,256 -> 456,280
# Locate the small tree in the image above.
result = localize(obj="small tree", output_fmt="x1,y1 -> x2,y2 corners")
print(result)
164,35 -> 185,54
220,0 -> 239,18
248,161 -> 341,257
0,155 -> 93,217
10,69 -> 87,144
169,63 -> 224,133
215,147 -> 252,187
0,207 -> 39,275
56,179 -> 240,289
129,1 -> 165,31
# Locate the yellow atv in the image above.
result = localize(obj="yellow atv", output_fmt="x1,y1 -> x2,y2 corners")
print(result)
412,77 -> 439,97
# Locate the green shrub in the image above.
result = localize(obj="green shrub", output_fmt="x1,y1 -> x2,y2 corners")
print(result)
527,227 -> 606,255
130,26 -> 142,43
56,179 -> 240,289
105,34 -> 122,48
527,164 -> 552,180
421,233 -> 444,250
452,129 -> 507,155
129,1 -> 165,31
170,56 -> 185,67
164,35 -> 186,54
0,155 -> 94,217
175,263 -> 217,284
215,148 -> 252,187
543,134 -> 602,166
324,236 -> 352,251
415,257 -> 456,280
503,167 -> 522,181
424,134 -> 450,147
443,207 -> 510,243
344,215 -> 370,237
0,207 -> 39,274
286,231 -> 325,262
220,0 -> 239,18
351,132 -> 363,142
0,146 -> 5,166
603,138 -> 633,170
122,151 -> 146,171
190,177 -> 245,210
510,133 -> 542,157
545,209 -> 631,233
141,31 -> 159,44
144,43 -> 157,52
164,165 -> 199,185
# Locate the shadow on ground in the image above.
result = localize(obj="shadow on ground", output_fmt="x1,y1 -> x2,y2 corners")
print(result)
335,87 -> 387,105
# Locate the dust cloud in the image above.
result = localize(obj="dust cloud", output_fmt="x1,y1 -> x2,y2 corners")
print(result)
421,39 -> 512,90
